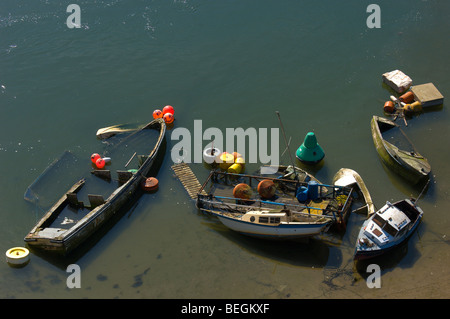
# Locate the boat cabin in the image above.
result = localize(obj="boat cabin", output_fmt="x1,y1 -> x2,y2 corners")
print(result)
363,202 -> 412,246
241,211 -> 287,225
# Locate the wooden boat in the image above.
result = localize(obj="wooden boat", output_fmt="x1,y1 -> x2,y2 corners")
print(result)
371,115 -> 431,184
353,199 -> 423,260
332,168 -> 376,217
196,170 -> 354,239
24,118 -> 166,254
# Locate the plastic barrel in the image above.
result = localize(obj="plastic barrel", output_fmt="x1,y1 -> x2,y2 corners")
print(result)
307,181 -> 319,200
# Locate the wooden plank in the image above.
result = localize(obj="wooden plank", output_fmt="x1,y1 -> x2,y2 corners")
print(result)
88,194 -> 105,208
411,83 -> 444,107
171,163 -> 207,199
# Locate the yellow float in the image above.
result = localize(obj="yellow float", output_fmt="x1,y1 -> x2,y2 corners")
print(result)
6,247 -> 30,267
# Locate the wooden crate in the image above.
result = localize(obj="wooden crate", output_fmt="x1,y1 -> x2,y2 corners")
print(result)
411,83 -> 444,107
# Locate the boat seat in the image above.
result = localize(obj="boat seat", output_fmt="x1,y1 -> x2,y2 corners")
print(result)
91,169 -> 111,181
88,194 -> 105,208
117,170 -> 133,184
67,192 -> 84,208
137,155 -> 148,166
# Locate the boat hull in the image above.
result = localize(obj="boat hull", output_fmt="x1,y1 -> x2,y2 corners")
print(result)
371,116 -> 430,184
213,213 -> 331,240
24,118 -> 166,255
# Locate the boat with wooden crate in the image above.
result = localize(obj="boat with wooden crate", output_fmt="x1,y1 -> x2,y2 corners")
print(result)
24,118 -> 166,255
371,115 -> 431,184
195,170 -> 354,239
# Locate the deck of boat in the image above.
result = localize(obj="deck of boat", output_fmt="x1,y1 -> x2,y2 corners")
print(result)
46,128 -> 161,229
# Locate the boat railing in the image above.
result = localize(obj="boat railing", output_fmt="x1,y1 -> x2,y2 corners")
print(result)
197,192 -> 341,220
197,196 -> 335,221
197,170 -> 352,201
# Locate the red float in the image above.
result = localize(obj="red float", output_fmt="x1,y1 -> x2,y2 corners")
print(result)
163,113 -> 174,124
91,153 -> 101,164
153,109 -> 163,119
141,177 -> 159,192
95,158 -> 106,169
162,105 -> 174,115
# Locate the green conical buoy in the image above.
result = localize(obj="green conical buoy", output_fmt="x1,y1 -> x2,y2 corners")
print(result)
296,132 -> 325,164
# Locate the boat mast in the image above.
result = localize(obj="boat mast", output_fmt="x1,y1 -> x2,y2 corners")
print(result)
275,111 -> 298,181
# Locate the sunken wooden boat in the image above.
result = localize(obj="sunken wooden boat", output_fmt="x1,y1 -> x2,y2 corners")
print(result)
24,118 -> 166,254
333,168 -> 376,217
196,170 -> 354,240
353,199 -> 423,260
371,115 -> 431,184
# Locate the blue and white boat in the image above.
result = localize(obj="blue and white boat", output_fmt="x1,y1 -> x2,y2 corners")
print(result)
196,170 -> 354,240
354,199 -> 423,260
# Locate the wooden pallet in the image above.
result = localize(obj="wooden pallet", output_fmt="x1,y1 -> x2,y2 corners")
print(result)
171,163 -> 207,199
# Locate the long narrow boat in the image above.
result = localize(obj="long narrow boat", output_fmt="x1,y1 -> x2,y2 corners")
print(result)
24,118 -> 166,255
353,199 -> 423,260
196,170 -> 354,239
371,115 -> 431,184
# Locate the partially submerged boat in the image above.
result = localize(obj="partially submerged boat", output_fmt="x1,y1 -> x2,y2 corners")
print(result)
371,115 -> 431,184
24,118 -> 166,254
353,199 -> 423,260
332,168 -> 376,217
195,170 -> 354,239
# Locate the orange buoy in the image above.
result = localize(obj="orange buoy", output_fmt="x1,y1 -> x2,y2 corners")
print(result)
399,91 -> 414,104
233,183 -> 252,199
91,153 -> 101,164
141,177 -> 159,192
162,105 -> 174,115
95,157 -> 105,169
153,109 -> 163,119
383,101 -> 395,113
257,179 -> 276,199
163,113 -> 174,124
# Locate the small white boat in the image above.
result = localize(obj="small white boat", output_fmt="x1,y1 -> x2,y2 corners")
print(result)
204,209 -> 333,239
353,199 -> 423,260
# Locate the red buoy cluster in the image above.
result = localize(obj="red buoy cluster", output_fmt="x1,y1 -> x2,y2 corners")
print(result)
91,153 -> 108,169
153,105 -> 175,124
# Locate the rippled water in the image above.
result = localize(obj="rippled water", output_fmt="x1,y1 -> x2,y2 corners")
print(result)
1,0 -> 449,299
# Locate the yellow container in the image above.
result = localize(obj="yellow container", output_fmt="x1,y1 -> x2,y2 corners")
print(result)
403,101 -> 422,114
227,163 -> 242,174
217,152 -> 234,170
234,157 -> 245,171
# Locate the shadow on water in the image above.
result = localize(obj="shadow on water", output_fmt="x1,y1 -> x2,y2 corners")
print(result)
26,138 -> 167,270
199,213 -> 345,269
353,224 -> 424,280
378,157 -> 434,200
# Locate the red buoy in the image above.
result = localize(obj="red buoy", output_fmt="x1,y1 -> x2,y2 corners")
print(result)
141,177 -> 159,192
162,105 -> 174,115
153,109 -> 163,119
95,157 -> 105,169
163,113 -> 174,124
91,153 -> 101,164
